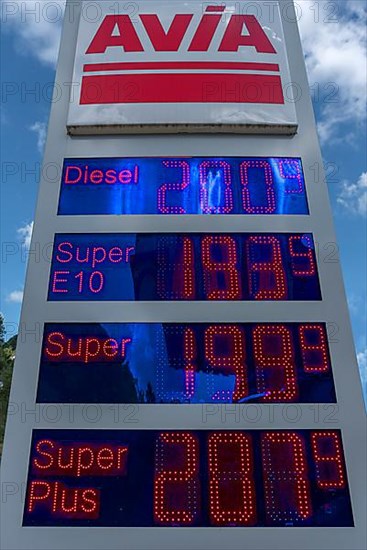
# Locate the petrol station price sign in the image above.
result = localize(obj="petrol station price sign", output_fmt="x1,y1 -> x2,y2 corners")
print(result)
2,1 -> 366,549
58,157 -> 308,215
38,322 -> 335,404
24,429 -> 353,527
48,233 -> 321,301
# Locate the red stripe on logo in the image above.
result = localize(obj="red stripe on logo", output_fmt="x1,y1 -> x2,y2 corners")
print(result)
83,61 -> 280,73
80,73 -> 284,105
205,5 -> 226,11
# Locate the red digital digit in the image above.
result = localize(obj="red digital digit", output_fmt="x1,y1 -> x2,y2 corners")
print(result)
184,328 -> 196,399
204,325 -> 248,402
261,432 -> 312,523
288,235 -> 316,276
253,325 -> 297,401
199,160 -> 233,214
157,326 -> 197,401
157,236 -> 195,299
208,432 -> 256,525
311,431 -> 346,489
154,432 -> 200,525
246,236 -> 287,300
278,159 -> 304,194
157,160 -> 190,214
202,236 -> 241,299
240,160 -> 276,214
299,325 -> 330,372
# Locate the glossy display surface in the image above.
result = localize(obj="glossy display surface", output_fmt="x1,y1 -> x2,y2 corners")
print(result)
24,429 -> 353,527
38,323 -> 336,404
48,233 -> 321,301
58,157 -> 308,215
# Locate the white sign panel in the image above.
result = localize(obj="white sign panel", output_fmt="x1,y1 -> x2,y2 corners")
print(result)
67,1 -> 298,134
1,1 -> 366,549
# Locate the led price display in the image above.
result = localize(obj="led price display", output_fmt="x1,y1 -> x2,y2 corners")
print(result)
48,233 -> 321,301
24,429 -> 353,527
58,157 -> 308,216
37,322 -> 335,404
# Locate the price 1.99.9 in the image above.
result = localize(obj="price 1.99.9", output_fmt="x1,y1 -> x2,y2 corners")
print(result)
38,322 -> 336,404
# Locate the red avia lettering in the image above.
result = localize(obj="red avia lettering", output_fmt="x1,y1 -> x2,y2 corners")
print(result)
27,481 -> 100,519
44,331 -> 132,363
32,439 -> 129,477
139,14 -> 194,51
87,10 -> 276,54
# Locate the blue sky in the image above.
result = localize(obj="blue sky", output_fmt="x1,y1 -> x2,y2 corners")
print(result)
1,1 -> 366,400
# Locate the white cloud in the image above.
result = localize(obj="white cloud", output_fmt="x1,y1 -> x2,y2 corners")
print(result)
298,0 -> 367,144
6,290 -> 24,304
29,121 -> 47,153
337,172 -> 367,216
347,0 -> 367,18
358,349 -> 367,372
347,292 -> 363,315
2,0 -> 66,66
17,221 -> 34,249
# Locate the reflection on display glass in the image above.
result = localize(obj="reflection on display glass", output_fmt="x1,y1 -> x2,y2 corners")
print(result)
24,429 -> 353,527
38,323 -> 336,404
58,157 -> 309,215
48,233 -> 321,301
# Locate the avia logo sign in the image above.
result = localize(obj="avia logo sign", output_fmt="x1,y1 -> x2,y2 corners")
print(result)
79,5 -> 285,106
68,1 -> 297,134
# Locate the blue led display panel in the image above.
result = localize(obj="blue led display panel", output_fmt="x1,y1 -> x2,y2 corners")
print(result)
37,323 -> 336,404
58,157 -> 309,215
24,429 -> 353,527
48,233 -> 321,301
